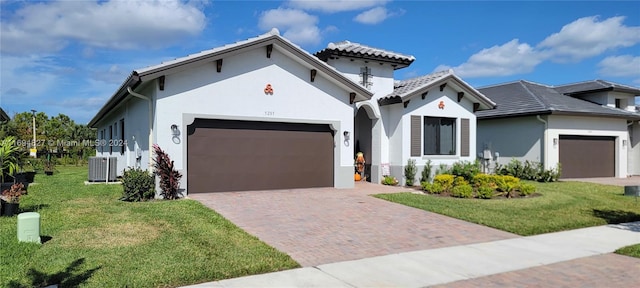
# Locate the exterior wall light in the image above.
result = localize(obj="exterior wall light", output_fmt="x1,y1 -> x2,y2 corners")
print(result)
343,131 -> 350,138
553,138 -> 558,146
623,139 -> 627,147
171,124 -> 179,137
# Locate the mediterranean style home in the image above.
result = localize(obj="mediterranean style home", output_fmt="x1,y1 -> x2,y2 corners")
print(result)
88,29 -> 495,193
476,80 -> 640,178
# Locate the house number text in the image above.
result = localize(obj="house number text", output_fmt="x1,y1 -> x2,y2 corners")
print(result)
264,111 -> 275,116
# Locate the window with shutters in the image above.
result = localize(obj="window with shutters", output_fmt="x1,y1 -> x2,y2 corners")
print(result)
423,117 -> 456,155
411,116 -> 470,157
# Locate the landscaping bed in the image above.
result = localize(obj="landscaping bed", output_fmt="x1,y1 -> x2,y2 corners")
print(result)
0,166 -> 299,287
375,180 -> 640,236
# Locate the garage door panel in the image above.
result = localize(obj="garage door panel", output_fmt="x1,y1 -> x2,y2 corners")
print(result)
559,135 -> 615,178
188,119 -> 334,193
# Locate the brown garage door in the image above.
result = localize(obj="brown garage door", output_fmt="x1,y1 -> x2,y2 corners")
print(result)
559,135 -> 615,178
187,119 -> 334,193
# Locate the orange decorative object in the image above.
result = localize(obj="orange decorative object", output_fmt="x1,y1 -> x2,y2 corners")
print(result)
354,173 -> 361,181
438,100 -> 445,109
264,84 -> 274,95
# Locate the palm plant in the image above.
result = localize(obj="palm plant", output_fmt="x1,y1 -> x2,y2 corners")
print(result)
1,136 -> 20,183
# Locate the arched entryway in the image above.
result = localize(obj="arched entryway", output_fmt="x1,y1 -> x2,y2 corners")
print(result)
354,104 -> 378,183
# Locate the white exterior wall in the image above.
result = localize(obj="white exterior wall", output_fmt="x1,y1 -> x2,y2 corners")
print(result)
94,87 -> 152,176
324,58 -> 396,99
547,115 -> 629,177
477,116 -> 545,167
575,91 -> 637,112
575,92 -> 608,106
327,57 -> 398,184
630,121 -> 640,175
386,86 -> 478,184
152,47 -> 357,192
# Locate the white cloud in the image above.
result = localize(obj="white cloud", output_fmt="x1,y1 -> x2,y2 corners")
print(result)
1,0 -> 207,55
597,55 -> 640,77
354,7 -> 389,24
258,8 -> 321,45
0,56 -> 61,102
538,16 -> 640,62
437,15 -> 640,78
287,0 -> 389,13
438,39 -> 543,77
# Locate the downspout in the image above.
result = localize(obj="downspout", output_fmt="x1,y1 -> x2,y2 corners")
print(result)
127,86 -> 153,171
536,115 -> 548,169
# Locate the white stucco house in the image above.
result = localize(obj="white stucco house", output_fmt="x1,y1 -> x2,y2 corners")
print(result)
88,29 -> 495,194
476,80 -> 640,178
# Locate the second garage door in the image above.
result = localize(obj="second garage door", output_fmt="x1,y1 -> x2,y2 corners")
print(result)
559,135 -> 615,178
187,119 -> 335,193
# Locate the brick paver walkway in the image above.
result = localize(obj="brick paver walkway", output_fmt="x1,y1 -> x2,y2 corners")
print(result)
190,182 -> 517,267
435,253 -> 640,287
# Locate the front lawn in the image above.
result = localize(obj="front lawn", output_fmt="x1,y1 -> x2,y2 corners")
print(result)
375,181 -> 640,236
616,244 -> 640,258
0,166 -> 299,287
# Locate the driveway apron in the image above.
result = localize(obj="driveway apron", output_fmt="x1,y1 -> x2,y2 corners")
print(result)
190,182 -> 517,267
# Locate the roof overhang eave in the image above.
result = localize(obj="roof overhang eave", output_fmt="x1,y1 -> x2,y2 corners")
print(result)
393,75 -> 497,109
88,73 -> 141,127
477,111 -> 553,120
136,35 -> 372,101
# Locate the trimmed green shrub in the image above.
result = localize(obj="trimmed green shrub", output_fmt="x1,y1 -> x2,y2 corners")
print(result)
518,183 -> 536,196
450,160 -> 481,182
497,159 -> 561,182
121,168 -> 155,202
472,173 -> 497,188
433,174 -> 455,192
536,163 -> 562,182
495,175 -> 520,198
420,159 -> 432,183
435,163 -> 451,175
404,159 -> 417,186
382,175 -> 399,186
451,184 -> 473,198
477,185 -> 494,199
422,182 -> 444,194
453,176 -> 468,187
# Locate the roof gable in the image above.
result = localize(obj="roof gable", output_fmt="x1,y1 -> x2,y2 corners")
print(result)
314,41 -> 415,70
477,80 -> 640,120
378,70 -> 496,110
89,29 -> 373,127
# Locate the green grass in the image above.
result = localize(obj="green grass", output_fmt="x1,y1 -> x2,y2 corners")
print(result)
616,244 -> 640,258
1,166 -> 299,287
375,181 -> 640,236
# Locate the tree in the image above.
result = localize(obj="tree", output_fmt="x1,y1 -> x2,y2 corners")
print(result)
0,111 -> 96,165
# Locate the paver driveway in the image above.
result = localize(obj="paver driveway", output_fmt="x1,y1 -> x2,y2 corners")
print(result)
190,182 -> 517,267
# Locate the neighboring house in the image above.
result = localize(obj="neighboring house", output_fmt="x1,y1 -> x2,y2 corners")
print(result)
476,80 -> 640,178
88,29 -> 494,194
0,107 -> 9,122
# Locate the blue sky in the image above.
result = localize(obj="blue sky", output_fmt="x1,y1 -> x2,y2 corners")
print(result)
1,0 -> 639,124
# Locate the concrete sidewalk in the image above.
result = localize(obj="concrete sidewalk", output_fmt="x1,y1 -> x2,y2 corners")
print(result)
184,222 -> 640,287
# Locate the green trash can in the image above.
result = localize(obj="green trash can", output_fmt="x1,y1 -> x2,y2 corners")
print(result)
17,212 -> 41,244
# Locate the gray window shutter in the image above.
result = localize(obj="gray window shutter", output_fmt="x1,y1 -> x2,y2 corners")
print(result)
411,116 -> 421,156
461,118 -> 470,156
